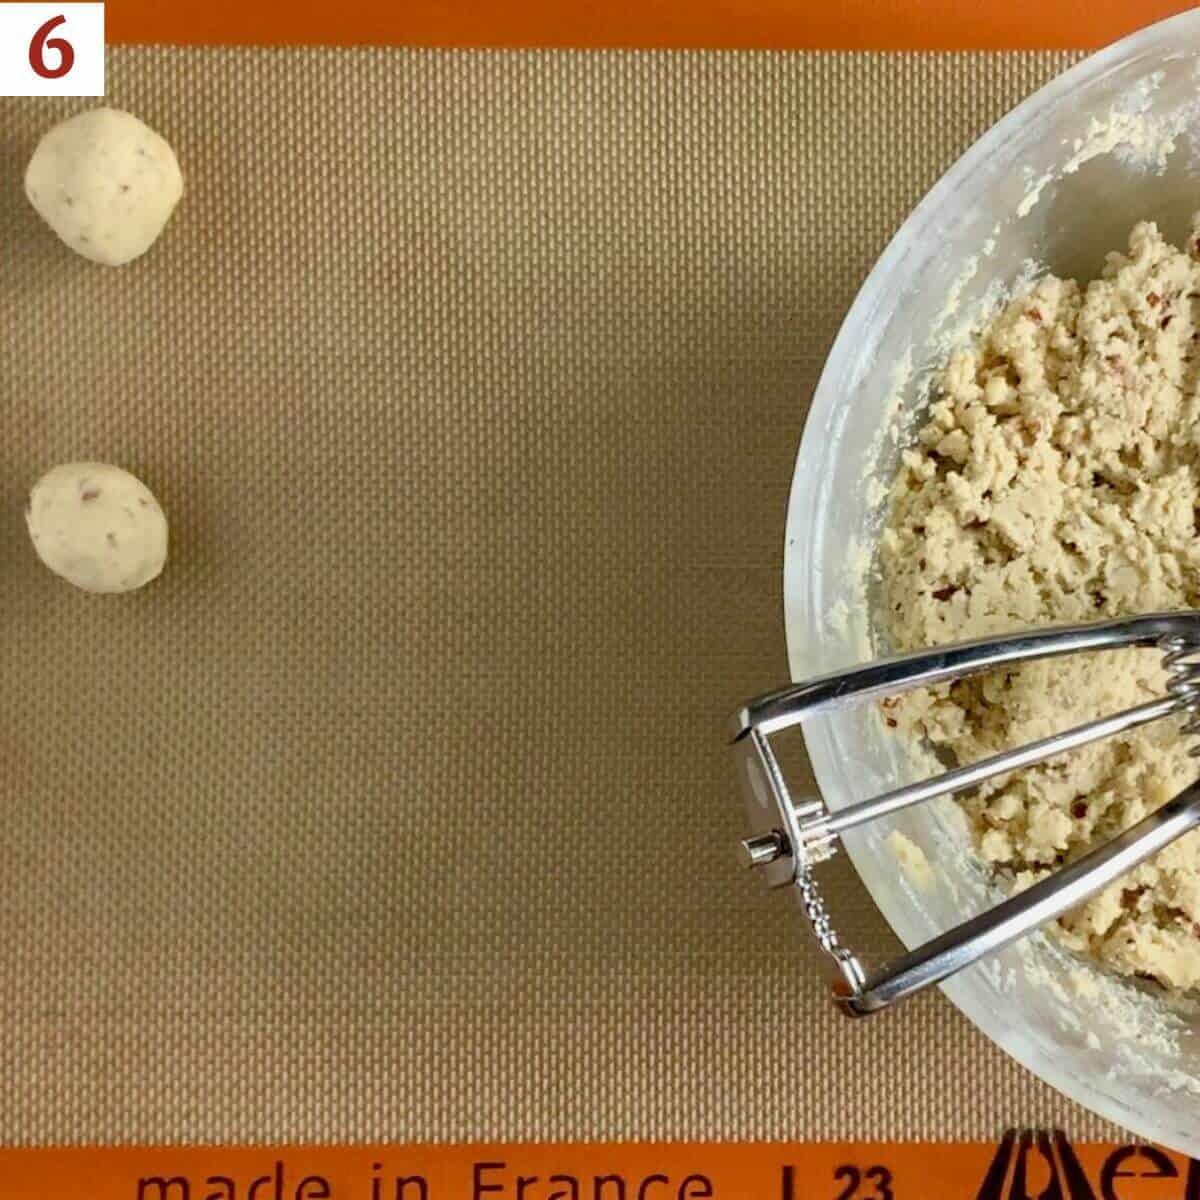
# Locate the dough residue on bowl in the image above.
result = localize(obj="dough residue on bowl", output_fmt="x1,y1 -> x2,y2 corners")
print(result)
881,216 -> 1200,991
885,830 -> 935,893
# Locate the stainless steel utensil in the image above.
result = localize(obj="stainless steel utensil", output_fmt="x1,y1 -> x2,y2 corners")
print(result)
731,612 -> 1200,1016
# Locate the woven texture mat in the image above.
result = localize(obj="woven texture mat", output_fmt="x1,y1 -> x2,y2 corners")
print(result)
0,47 -> 1117,1147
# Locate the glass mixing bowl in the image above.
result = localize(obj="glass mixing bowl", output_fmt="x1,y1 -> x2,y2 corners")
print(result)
785,10 -> 1200,1150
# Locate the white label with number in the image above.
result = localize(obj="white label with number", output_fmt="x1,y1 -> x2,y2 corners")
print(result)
0,4 -> 104,97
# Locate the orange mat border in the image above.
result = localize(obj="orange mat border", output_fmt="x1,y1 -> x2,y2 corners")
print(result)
1,1138 -> 1194,1199
100,0 -> 1193,50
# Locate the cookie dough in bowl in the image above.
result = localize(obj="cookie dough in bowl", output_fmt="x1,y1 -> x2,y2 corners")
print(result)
27,463 -> 169,594
881,219 -> 1200,992
784,8 -> 1200,1158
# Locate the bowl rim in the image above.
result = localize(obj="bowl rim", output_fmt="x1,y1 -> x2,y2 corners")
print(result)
783,7 -> 1200,1151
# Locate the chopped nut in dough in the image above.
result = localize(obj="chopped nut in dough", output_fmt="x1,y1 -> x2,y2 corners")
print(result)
882,217 -> 1200,991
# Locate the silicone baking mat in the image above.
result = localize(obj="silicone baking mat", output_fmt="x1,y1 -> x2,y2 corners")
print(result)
2,45 -> 1138,1150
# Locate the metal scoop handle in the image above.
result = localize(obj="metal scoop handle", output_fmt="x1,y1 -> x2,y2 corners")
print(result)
731,611 -> 1200,1016
838,781 -> 1200,1014
732,612 -> 1199,736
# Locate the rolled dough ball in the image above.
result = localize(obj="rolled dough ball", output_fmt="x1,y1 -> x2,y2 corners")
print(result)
25,107 -> 183,266
27,463 -> 169,594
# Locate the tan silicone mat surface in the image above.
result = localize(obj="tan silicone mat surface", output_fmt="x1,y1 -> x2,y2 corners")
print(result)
1,47 -> 1120,1147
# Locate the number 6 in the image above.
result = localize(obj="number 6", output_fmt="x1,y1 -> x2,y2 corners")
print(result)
29,15 -> 75,80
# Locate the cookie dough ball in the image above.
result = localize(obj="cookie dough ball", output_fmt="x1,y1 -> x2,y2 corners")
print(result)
27,463 -> 168,594
25,107 -> 183,266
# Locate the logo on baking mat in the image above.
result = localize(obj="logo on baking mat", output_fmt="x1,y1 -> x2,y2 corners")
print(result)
977,1131 -> 1200,1200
